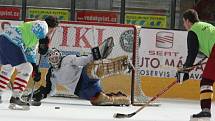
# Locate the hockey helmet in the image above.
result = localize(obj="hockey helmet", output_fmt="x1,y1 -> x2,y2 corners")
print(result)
47,48 -> 62,68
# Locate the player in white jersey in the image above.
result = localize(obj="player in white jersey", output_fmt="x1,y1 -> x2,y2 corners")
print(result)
28,48 -> 130,106
0,16 -> 59,110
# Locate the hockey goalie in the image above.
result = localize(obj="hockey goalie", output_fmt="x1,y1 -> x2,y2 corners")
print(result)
26,37 -> 131,106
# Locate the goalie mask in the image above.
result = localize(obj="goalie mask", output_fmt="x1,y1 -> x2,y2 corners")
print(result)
47,48 -> 62,68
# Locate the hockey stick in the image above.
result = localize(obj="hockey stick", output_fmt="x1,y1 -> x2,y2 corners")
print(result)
180,57 -> 207,71
113,80 -> 177,118
29,54 -> 42,105
113,57 -> 207,118
161,57 -> 207,71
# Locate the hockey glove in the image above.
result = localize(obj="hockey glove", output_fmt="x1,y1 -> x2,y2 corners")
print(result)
31,63 -> 41,82
176,68 -> 189,84
91,37 -> 115,60
38,36 -> 50,55
32,86 -> 48,101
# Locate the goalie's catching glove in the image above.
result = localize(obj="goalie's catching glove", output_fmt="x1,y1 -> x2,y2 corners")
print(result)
91,37 -> 114,60
176,67 -> 190,84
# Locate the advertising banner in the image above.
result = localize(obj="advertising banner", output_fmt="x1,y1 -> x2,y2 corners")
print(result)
76,10 -> 118,23
28,8 -> 69,20
0,20 -> 23,33
39,22 -> 135,68
125,14 -> 167,28
0,7 -> 21,20
138,29 -> 205,80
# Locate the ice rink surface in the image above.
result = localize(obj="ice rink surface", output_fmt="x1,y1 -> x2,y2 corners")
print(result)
0,91 -> 214,121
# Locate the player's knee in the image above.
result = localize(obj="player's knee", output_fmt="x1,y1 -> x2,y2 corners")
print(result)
16,62 -> 33,76
0,64 -> 15,78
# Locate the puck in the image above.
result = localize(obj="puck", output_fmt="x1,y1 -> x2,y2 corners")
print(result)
55,106 -> 60,109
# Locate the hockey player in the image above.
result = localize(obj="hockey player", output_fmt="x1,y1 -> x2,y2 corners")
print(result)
0,16 -> 59,110
28,48 -> 130,106
176,9 -> 214,119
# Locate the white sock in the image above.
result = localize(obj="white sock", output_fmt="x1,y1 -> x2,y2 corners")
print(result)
12,91 -> 22,98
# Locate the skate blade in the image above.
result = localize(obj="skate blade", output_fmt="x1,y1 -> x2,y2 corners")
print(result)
190,116 -> 211,121
30,101 -> 41,106
8,103 -> 30,111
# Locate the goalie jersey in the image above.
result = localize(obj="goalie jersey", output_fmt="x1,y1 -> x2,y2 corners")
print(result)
49,54 -> 94,96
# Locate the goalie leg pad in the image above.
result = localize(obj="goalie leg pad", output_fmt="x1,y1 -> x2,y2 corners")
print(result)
90,92 -> 130,106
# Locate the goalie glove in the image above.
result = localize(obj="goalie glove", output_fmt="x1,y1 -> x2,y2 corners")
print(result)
99,37 -> 114,59
91,37 -> 114,60
86,55 -> 129,79
176,67 -> 189,84
32,86 -> 49,101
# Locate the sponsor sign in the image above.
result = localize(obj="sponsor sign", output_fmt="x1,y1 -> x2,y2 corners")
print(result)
76,11 -> 118,23
40,22 -> 135,67
0,20 -> 23,33
0,7 -> 21,20
156,31 -> 174,49
125,14 -> 167,28
139,29 -> 205,80
28,8 -> 69,20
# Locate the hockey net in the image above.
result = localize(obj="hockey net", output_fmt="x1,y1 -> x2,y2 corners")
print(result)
29,21 -> 149,105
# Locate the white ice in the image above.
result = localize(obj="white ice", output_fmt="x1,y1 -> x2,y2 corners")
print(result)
0,91 -> 214,121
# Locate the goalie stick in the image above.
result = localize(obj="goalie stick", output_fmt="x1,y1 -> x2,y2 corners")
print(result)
113,58 -> 206,118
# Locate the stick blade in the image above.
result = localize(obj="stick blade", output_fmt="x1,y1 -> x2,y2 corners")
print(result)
113,113 -> 135,118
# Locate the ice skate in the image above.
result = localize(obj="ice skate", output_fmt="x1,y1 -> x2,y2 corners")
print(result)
8,97 -> 30,110
190,109 -> 211,121
21,92 -> 42,106
0,95 -> 2,104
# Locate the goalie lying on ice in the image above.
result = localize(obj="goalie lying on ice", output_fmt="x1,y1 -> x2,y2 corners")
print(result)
27,48 -> 130,106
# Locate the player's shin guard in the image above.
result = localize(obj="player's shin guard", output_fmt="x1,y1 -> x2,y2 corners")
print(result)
191,78 -> 214,119
9,62 -> 33,110
0,64 -> 15,91
0,64 -> 15,104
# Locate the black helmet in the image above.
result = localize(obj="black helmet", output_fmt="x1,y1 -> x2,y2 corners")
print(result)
45,15 -> 59,28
